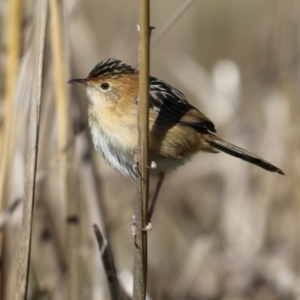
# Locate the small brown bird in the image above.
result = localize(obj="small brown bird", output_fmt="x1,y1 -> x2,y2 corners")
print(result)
69,58 -> 284,228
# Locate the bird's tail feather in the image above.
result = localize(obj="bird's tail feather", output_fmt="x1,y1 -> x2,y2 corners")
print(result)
206,137 -> 284,175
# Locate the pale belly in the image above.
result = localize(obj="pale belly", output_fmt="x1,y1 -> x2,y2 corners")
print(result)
90,126 -> 192,179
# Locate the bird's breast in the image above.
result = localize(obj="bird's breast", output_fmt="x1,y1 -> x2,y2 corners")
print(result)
90,124 -> 137,179
87,103 -> 135,178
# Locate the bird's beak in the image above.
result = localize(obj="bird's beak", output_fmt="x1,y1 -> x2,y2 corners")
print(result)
67,78 -> 88,86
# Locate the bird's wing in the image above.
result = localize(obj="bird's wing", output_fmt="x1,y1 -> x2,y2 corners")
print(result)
149,77 -> 216,133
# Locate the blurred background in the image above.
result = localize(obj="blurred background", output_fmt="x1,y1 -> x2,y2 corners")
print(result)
0,0 -> 298,299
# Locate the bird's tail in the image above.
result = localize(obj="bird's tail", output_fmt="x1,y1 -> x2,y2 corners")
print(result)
204,135 -> 284,175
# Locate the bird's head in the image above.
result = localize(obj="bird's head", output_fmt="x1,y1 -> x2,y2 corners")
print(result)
68,58 -> 139,106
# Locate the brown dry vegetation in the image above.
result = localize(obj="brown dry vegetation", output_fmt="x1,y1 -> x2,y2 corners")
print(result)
0,0 -> 298,299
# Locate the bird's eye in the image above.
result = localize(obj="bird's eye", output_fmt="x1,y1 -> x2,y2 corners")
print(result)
100,82 -> 110,90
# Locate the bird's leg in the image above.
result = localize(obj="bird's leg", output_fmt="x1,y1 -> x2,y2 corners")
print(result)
143,172 -> 165,231
131,172 -> 165,238
131,146 -> 161,237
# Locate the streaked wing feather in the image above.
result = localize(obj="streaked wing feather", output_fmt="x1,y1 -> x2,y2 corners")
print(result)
149,77 -> 216,133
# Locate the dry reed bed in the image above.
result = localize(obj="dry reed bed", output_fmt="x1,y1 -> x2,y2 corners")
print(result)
0,1 -> 297,299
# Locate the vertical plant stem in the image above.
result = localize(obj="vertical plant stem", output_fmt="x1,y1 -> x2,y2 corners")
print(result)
133,0 -> 150,299
50,0 -> 68,181
0,0 -> 21,205
0,0 -> 21,293
14,1 -> 48,299
49,0 -> 80,299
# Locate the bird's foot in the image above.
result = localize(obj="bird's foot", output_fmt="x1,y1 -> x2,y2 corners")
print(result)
132,146 -> 157,174
147,161 -> 157,170
142,222 -> 153,231
131,215 -> 153,241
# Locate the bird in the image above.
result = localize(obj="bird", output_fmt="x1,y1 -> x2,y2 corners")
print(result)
68,57 -> 284,229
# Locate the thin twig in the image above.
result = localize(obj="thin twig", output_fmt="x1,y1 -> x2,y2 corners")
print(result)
133,0 -> 150,299
151,0 -> 196,47
14,1 -> 48,299
93,224 -> 122,300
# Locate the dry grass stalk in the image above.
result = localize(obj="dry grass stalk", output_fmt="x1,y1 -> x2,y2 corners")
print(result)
94,224 -> 122,300
14,0 -> 48,299
0,0 -> 21,207
133,0 -> 150,299
0,0 -> 21,291
49,0 -> 68,200
49,0 -> 80,298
